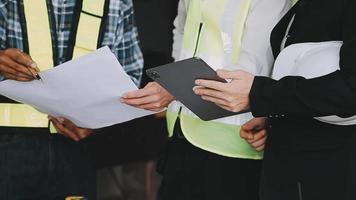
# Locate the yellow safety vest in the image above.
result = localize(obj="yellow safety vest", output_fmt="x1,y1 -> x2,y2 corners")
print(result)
167,0 -> 263,159
0,0 -> 106,131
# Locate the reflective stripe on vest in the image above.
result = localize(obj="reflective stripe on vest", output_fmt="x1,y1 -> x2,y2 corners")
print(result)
74,0 -> 106,58
167,0 -> 263,159
0,0 -> 105,130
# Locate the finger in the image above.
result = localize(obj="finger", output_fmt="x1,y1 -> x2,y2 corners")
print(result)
49,117 -> 80,141
19,51 -> 40,72
192,86 -> 204,91
195,79 -> 227,92
0,55 -> 33,77
62,118 -> 87,140
241,122 -> 256,132
251,137 -> 267,150
247,130 -> 267,143
255,145 -> 265,152
8,49 -> 37,68
201,95 -> 231,107
49,117 -> 65,134
194,88 -> 226,100
62,118 -> 77,130
0,63 -> 33,79
4,73 -> 34,81
240,130 -> 254,140
76,129 -> 93,140
62,118 -> 93,140
121,94 -> 161,106
52,124 -> 66,137
3,56 -> 34,77
122,88 -> 153,99
136,103 -> 166,112
201,95 -> 245,113
242,118 -> 266,132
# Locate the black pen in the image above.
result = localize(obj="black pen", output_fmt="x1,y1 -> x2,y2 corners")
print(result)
27,67 -> 42,80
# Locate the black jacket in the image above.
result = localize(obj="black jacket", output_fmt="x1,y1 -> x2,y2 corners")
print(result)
250,0 -> 356,199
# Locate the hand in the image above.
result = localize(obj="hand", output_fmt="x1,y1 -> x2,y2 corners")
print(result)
49,116 -> 93,142
121,82 -> 175,112
240,117 -> 267,151
194,70 -> 254,113
0,48 -> 39,81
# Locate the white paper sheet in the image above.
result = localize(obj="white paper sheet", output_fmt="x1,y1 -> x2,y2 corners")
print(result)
0,46 -> 155,129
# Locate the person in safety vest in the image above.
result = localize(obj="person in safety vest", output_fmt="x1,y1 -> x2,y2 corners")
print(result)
193,0 -> 356,199
0,0 -> 143,199
121,0 -> 291,199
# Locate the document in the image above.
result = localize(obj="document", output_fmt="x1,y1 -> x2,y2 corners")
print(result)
0,46 -> 155,129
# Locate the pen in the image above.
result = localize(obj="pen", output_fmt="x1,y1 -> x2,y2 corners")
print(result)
27,67 -> 42,80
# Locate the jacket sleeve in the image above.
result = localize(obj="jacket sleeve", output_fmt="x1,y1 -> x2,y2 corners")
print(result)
236,0 -> 291,76
250,0 -> 356,118
172,0 -> 187,61
0,1 -> 6,50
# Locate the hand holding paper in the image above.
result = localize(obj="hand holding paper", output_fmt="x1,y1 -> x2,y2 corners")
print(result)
0,48 -> 40,81
0,47 -> 155,129
121,82 -> 175,112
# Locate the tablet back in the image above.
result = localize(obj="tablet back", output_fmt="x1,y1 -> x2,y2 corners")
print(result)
146,57 -> 239,121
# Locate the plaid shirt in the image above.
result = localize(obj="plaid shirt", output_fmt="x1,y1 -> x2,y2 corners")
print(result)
0,0 -> 143,85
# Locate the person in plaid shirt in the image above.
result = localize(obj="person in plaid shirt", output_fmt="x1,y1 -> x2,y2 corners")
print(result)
0,0 -> 143,199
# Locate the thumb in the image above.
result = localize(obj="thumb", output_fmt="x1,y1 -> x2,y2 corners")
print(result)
240,128 -> 254,140
242,121 -> 258,131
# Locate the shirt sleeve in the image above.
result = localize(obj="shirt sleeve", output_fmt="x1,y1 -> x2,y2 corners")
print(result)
236,0 -> 292,76
0,1 -> 7,50
113,0 -> 143,87
0,2 -> 6,81
250,0 -> 356,118
172,0 -> 187,61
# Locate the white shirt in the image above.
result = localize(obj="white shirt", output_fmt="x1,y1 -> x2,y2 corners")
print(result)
172,0 -> 292,77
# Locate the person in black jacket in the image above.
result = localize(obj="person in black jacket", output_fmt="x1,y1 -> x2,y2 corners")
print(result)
193,0 -> 356,199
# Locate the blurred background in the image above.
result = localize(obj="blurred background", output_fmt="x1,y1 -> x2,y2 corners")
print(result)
87,0 -> 180,199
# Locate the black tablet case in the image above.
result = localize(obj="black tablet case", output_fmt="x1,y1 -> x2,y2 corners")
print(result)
146,57 -> 242,121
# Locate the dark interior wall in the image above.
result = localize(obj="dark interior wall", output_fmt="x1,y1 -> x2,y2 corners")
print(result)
88,0 -> 179,168
133,0 -> 180,86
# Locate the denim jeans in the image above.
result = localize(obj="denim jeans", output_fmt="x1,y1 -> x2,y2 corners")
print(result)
0,127 -> 96,200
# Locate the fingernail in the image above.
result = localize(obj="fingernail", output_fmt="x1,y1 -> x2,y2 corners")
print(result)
193,87 -> 199,94
195,80 -> 200,85
30,62 -> 37,68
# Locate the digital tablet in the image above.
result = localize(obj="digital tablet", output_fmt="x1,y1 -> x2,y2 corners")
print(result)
146,57 -> 245,121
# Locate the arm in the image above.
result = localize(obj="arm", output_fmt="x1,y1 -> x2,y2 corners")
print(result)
250,0 -> 356,118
